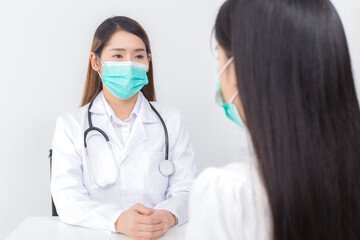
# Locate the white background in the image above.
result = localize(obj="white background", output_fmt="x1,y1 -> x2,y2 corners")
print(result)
0,0 -> 359,238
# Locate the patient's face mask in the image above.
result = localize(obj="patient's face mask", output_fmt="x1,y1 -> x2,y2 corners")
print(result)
97,56 -> 149,100
215,57 -> 245,128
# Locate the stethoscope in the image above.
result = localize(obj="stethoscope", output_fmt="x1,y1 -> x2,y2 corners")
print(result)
83,100 -> 175,189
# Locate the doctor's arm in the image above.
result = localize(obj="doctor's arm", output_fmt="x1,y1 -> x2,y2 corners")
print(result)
50,116 -> 123,232
154,112 -> 197,226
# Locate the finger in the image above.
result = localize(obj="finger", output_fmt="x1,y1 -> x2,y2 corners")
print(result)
133,204 -> 155,216
149,212 -> 169,225
135,214 -> 162,225
136,228 -> 167,240
137,222 -> 167,232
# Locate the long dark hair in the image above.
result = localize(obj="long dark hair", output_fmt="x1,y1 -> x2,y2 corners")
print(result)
81,16 -> 156,106
215,0 -> 360,239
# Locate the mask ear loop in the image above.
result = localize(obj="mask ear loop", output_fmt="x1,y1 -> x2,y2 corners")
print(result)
229,91 -> 239,104
218,56 -> 234,77
96,55 -> 104,78
218,56 -> 237,103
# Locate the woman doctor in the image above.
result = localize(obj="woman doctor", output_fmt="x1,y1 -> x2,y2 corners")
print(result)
51,16 -> 196,239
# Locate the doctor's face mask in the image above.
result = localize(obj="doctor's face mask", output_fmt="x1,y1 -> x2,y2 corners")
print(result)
97,56 -> 149,100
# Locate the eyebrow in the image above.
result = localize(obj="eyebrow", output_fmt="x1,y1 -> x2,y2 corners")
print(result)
110,48 -> 146,52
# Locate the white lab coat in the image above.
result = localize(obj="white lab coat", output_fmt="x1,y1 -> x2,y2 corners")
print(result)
51,91 -> 196,232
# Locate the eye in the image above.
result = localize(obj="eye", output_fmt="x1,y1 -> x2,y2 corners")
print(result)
113,54 -> 123,59
135,55 -> 144,59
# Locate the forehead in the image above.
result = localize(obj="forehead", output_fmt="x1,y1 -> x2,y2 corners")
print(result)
105,30 -> 146,50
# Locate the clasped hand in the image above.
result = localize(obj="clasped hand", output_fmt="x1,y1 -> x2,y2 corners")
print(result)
115,203 -> 176,240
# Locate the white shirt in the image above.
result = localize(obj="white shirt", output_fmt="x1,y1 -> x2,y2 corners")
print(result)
186,160 -> 272,240
51,91 -> 197,232
101,92 -> 140,146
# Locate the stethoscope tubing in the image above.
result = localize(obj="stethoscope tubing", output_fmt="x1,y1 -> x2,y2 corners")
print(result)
83,99 -> 171,188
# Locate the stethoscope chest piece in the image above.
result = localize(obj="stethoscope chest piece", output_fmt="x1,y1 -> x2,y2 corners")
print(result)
159,160 -> 174,177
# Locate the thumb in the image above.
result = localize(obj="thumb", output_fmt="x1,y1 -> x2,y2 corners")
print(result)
133,204 -> 155,216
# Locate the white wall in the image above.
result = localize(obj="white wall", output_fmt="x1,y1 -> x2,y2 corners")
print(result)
0,0 -> 358,238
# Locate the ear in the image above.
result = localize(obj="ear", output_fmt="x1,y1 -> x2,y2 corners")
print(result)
90,52 -> 101,72
146,53 -> 152,72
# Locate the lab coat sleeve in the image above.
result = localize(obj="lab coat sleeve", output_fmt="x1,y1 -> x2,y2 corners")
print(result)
154,112 -> 197,226
50,115 -> 123,232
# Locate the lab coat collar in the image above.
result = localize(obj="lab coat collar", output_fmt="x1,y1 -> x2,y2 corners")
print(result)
89,91 -> 159,124
101,91 -> 141,125
136,94 -> 160,124
88,92 -> 106,114
88,90 -> 160,160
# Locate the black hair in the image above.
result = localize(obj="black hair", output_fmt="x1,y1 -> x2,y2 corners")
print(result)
215,0 -> 360,239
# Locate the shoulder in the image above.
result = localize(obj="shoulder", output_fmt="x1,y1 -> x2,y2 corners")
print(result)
192,161 -> 254,200
190,161 -> 255,212
139,92 -> 183,124
57,105 -> 88,122
55,104 -> 89,133
148,101 -> 181,119
187,161 -> 261,239
148,101 -> 183,127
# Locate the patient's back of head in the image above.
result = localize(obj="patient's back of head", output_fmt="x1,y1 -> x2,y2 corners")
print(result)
215,0 -> 360,239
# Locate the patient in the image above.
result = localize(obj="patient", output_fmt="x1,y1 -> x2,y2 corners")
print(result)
186,0 -> 360,239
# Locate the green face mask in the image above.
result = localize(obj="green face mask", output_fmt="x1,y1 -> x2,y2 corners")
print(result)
215,57 -> 245,128
97,56 -> 148,100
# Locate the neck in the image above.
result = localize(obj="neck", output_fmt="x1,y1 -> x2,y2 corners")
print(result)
103,88 -> 139,121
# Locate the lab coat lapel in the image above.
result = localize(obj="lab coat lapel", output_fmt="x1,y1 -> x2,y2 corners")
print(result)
90,91 -> 159,160
100,116 -> 124,152
89,93 -> 124,152
122,94 -> 159,159
123,116 -> 147,159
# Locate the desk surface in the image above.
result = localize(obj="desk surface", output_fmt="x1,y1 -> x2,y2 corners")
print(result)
7,217 -> 187,240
